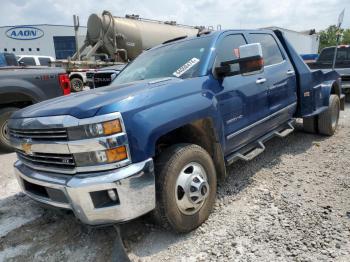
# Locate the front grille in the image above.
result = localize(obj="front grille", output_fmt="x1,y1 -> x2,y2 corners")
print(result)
86,72 -> 94,79
93,72 -> 113,88
16,150 -> 75,172
341,75 -> 350,82
10,128 -> 68,141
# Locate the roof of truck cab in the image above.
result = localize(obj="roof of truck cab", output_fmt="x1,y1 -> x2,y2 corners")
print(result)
154,29 -> 275,49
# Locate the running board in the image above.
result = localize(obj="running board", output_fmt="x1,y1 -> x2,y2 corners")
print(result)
232,141 -> 265,161
273,121 -> 294,138
226,120 -> 295,165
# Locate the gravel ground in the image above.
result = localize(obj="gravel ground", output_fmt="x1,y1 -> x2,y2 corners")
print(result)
0,105 -> 350,262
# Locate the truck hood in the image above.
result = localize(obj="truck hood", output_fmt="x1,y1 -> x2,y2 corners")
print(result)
12,77 -> 204,119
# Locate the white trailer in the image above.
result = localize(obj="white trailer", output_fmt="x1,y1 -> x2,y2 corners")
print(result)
264,26 -> 320,55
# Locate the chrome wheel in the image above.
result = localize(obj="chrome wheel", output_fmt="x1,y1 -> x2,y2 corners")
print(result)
70,78 -> 84,92
175,162 -> 209,215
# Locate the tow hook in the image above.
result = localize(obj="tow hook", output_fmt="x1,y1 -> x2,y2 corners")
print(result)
111,225 -> 131,262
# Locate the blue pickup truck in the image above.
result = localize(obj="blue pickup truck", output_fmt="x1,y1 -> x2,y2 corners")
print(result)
8,29 -> 345,233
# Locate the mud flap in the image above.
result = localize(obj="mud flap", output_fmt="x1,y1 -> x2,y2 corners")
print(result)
111,225 -> 131,262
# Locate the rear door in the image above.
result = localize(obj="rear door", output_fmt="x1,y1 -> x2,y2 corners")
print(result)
214,33 -> 269,153
248,33 -> 297,114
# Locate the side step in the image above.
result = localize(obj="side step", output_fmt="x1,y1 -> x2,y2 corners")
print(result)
226,120 -> 295,165
232,141 -> 265,162
273,121 -> 294,138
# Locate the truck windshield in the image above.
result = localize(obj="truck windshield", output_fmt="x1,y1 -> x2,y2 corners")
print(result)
113,37 -> 212,85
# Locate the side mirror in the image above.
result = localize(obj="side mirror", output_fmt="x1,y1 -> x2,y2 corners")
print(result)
238,43 -> 264,75
215,43 -> 264,77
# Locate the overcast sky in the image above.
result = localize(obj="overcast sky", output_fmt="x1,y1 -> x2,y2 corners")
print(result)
0,0 -> 349,32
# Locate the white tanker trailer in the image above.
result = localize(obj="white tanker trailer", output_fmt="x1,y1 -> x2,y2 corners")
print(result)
72,11 -> 203,62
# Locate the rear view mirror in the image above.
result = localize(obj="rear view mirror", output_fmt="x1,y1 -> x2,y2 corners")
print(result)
215,43 -> 264,77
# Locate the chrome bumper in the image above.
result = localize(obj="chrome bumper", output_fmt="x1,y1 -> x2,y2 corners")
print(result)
14,159 -> 156,225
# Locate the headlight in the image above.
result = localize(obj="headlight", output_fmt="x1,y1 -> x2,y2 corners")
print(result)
66,114 -> 131,169
68,119 -> 122,140
74,145 -> 128,166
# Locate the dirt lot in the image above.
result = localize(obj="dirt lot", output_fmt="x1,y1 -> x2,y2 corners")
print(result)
1,105 -> 350,262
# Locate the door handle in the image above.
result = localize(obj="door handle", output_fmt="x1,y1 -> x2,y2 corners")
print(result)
256,78 -> 266,84
287,69 -> 295,75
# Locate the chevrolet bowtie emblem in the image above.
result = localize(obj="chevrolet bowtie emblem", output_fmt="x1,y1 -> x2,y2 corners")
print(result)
22,142 -> 33,155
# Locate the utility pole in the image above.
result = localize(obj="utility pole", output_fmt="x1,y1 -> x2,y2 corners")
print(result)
73,15 -> 80,61
332,9 -> 345,70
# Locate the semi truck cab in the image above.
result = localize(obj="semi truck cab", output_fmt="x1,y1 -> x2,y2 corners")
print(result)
8,29 -> 344,232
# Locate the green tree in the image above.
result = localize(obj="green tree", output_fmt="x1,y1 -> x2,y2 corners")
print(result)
342,29 -> 350,44
319,25 -> 341,51
319,25 -> 350,52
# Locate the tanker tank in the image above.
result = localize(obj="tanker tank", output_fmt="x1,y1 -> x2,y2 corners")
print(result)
73,11 -> 203,62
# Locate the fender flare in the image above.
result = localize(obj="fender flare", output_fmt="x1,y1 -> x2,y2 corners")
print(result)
321,79 -> 341,107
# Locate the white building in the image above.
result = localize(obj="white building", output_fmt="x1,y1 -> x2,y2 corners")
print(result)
0,24 -> 87,59
264,26 -> 320,55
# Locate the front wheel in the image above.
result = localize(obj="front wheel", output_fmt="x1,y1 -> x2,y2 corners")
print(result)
154,144 -> 217,233
318,94 -> 340,136
0,107 -> 18,152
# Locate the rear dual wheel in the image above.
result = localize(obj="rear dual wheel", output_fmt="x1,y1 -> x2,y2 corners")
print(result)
303,94 -> 340,136
318,95 -> 340,135
154,144 -> 217,233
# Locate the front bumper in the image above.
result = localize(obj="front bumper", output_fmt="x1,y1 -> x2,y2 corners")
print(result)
14,159 -> 156,225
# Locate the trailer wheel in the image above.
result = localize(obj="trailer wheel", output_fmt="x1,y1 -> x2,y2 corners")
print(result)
153,144 -> 217,233
318,94 -> 340,136
303,116 -> 317,133
70,77 -> 84,92
0,107 -> 17,152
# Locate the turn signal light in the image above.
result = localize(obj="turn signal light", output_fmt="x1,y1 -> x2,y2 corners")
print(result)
106,146 -> 128,162
103,119 -> 122,135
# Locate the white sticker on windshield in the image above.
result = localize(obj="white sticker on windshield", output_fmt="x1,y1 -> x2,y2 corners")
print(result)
173,58 -> 200,77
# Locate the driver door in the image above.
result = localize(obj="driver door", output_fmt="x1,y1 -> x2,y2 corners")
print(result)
213,34 -> 270,154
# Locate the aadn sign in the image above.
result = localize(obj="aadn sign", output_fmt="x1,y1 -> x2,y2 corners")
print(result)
5,26 -> 44,40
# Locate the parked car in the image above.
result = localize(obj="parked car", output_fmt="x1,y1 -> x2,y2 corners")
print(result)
0,52 -> 19,67
86,64 -> 126,89
308,45 -> 350,98
8,29 -> 344,233
0,67 -> 70,151
17,55 -> 55,66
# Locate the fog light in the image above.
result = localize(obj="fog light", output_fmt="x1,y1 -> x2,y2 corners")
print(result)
107,189 -> 118,201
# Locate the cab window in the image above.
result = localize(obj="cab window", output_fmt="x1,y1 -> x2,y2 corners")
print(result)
216,34 -> 247,64
19,57 -> 36,66
249,34 -> 284,66
39,57 -> 51,66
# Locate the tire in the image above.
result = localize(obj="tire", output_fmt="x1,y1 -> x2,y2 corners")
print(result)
70,77 -> 84,92
0,107 -> 18,152
153,143 -> 217,233
303,116 -> 317,133
318,94 -> 340,136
